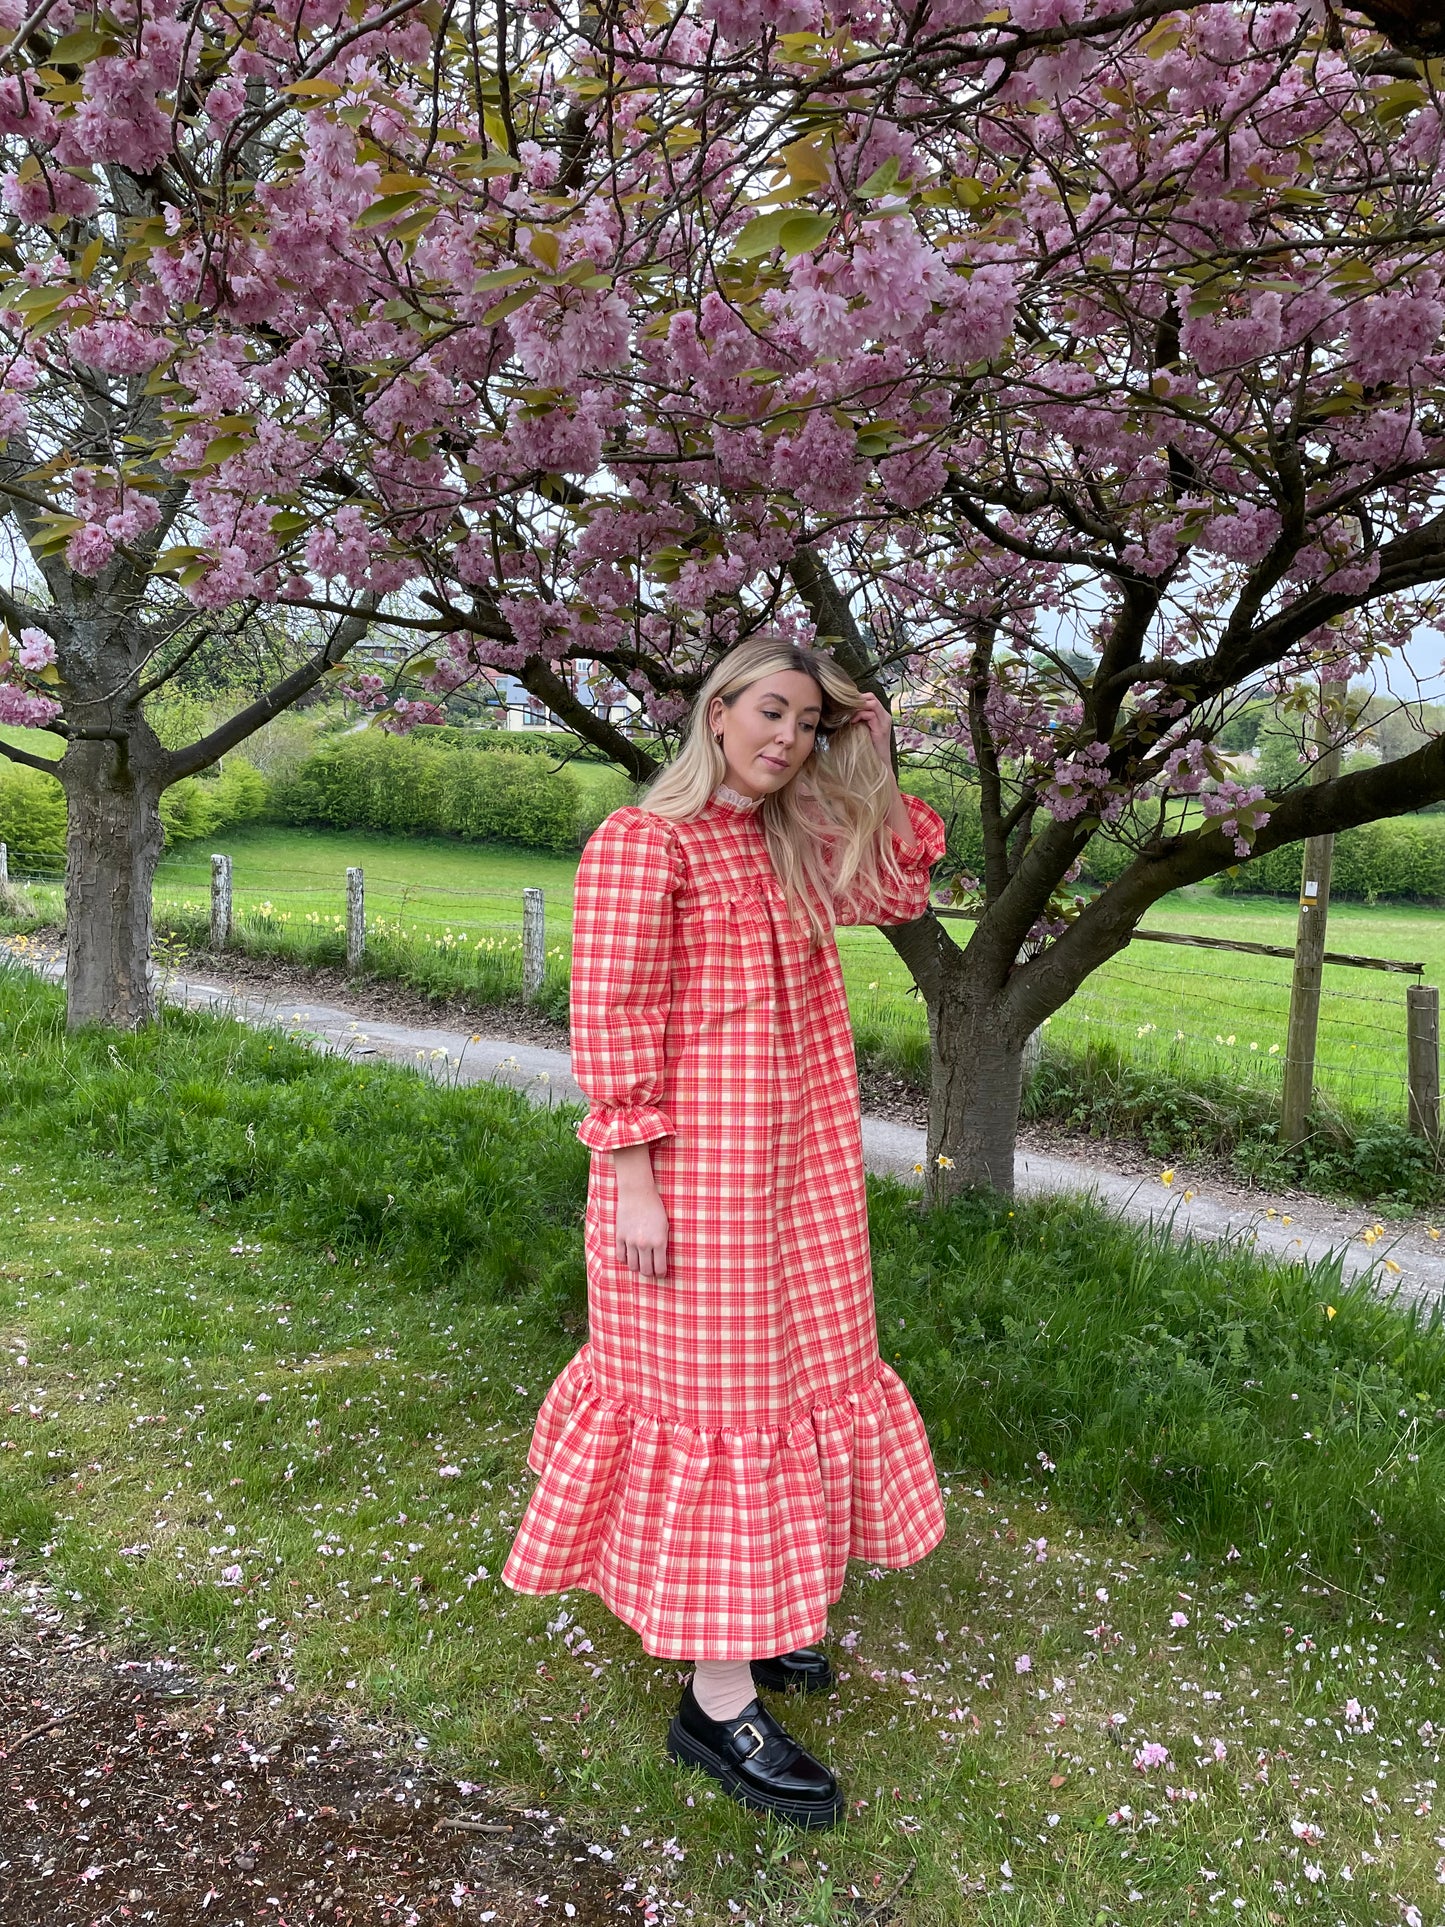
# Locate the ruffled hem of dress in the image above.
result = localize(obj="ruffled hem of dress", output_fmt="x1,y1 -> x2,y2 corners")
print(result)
500,1350 -> 947,1660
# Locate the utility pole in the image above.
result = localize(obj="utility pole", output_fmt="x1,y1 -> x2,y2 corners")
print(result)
1281,711 -> 1343,1148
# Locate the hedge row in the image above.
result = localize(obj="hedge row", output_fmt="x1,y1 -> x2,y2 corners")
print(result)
0,757 -> 269,867
1218,814 -> 1445,902
280,731 -> 633,852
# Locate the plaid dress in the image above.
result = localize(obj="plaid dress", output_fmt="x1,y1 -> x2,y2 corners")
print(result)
501,785 -> 948,1660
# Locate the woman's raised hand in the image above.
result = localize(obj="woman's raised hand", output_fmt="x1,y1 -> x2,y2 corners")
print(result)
850,693 -> 894,761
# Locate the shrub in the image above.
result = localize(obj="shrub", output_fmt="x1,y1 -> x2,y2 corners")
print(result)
898,762 -> 985,874
0,755 -> 270,869
577,766 -> 637,841
283,731 -> 591,851
159,758 -> 271,845
0,761 -> 66,863
1220,813 -> 1445,902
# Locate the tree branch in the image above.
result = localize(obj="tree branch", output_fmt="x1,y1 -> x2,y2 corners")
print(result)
1007,732 -> 1445,1033
787,546 -> 886,697
516,655 -> 660,783
164,603 -> 375,781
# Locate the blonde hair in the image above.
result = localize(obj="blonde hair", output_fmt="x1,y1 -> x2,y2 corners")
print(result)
639,637 -> 906,941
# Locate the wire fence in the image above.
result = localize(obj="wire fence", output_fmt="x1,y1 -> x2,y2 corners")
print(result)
1047,943 -> 1413,1110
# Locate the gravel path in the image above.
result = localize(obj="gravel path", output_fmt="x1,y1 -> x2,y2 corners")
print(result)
11,942 -> 1445,1309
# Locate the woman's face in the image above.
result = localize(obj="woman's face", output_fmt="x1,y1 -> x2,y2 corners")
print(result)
709,671 -> 825,799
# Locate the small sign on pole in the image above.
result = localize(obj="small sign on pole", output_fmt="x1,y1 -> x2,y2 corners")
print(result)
346,866 -> 365,972
210,853 -> 233,951
522,887 -> 545,1001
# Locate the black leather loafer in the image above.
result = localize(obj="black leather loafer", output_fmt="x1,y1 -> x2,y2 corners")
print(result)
666,1681 -> 844,1829
750,1647 -> 835,1696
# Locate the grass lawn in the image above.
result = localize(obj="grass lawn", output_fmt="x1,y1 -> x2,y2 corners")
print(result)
3,968 -> 1445,1922
0,722 -> 61,761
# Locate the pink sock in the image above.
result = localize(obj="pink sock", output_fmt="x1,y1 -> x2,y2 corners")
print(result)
692,1658 -> 757,1721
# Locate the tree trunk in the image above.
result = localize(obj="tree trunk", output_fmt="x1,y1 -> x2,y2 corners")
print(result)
925,960 -> 1025,1199
59,735 -> 167,1030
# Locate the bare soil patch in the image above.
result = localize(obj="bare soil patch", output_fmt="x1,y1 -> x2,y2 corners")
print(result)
1,1590 -> 638,1927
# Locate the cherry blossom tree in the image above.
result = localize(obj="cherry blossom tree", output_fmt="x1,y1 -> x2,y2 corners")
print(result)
0,0 -> 585,1024
384,0 -> 1445,1195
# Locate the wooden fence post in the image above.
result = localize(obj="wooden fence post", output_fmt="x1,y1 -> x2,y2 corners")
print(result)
1407,983 -> 1440,1141
346,866 -> 365,972
1281,733 -> 1343,1147
210,853 -> 233,951
522,887 -> 545,1000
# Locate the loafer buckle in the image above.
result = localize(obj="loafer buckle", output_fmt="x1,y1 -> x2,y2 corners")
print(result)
734,1720 -> 767,1760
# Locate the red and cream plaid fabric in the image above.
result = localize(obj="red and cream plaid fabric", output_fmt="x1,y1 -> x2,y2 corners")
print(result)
502,787 -> 948,1660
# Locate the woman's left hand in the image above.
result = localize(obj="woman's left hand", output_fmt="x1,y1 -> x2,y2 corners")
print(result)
850,693 -> 895,762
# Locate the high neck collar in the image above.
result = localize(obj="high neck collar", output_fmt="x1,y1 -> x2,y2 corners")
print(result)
711,781 -> 765,814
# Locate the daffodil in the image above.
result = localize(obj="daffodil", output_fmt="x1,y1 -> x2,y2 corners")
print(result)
1159,1169 -> 1175,1186
936,1153 -> 955,1169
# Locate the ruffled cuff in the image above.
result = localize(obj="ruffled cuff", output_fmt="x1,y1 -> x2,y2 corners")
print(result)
576,1103 -> 677,1154
892,792 -> 948,867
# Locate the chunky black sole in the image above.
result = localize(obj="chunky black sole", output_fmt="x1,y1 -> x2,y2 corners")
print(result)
666,1719 -> 845,1830
750,1656 -> 834,1695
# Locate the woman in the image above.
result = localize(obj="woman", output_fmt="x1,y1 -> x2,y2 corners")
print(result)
502,638 -> 947,1828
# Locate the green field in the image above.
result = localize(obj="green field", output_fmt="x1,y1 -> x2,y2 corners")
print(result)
8,812 -> 1440,1128
1046,889 -> 1434,1115
3,969 -> 1445,1923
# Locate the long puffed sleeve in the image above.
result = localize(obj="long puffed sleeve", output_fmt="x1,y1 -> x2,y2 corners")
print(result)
833,791 -> 948,928
570,808 -> 683,1154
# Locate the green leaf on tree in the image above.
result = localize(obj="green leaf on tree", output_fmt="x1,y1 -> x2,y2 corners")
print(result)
48,28 -> 113,64
356,190 -> 426,229
778,213 -> 833,256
